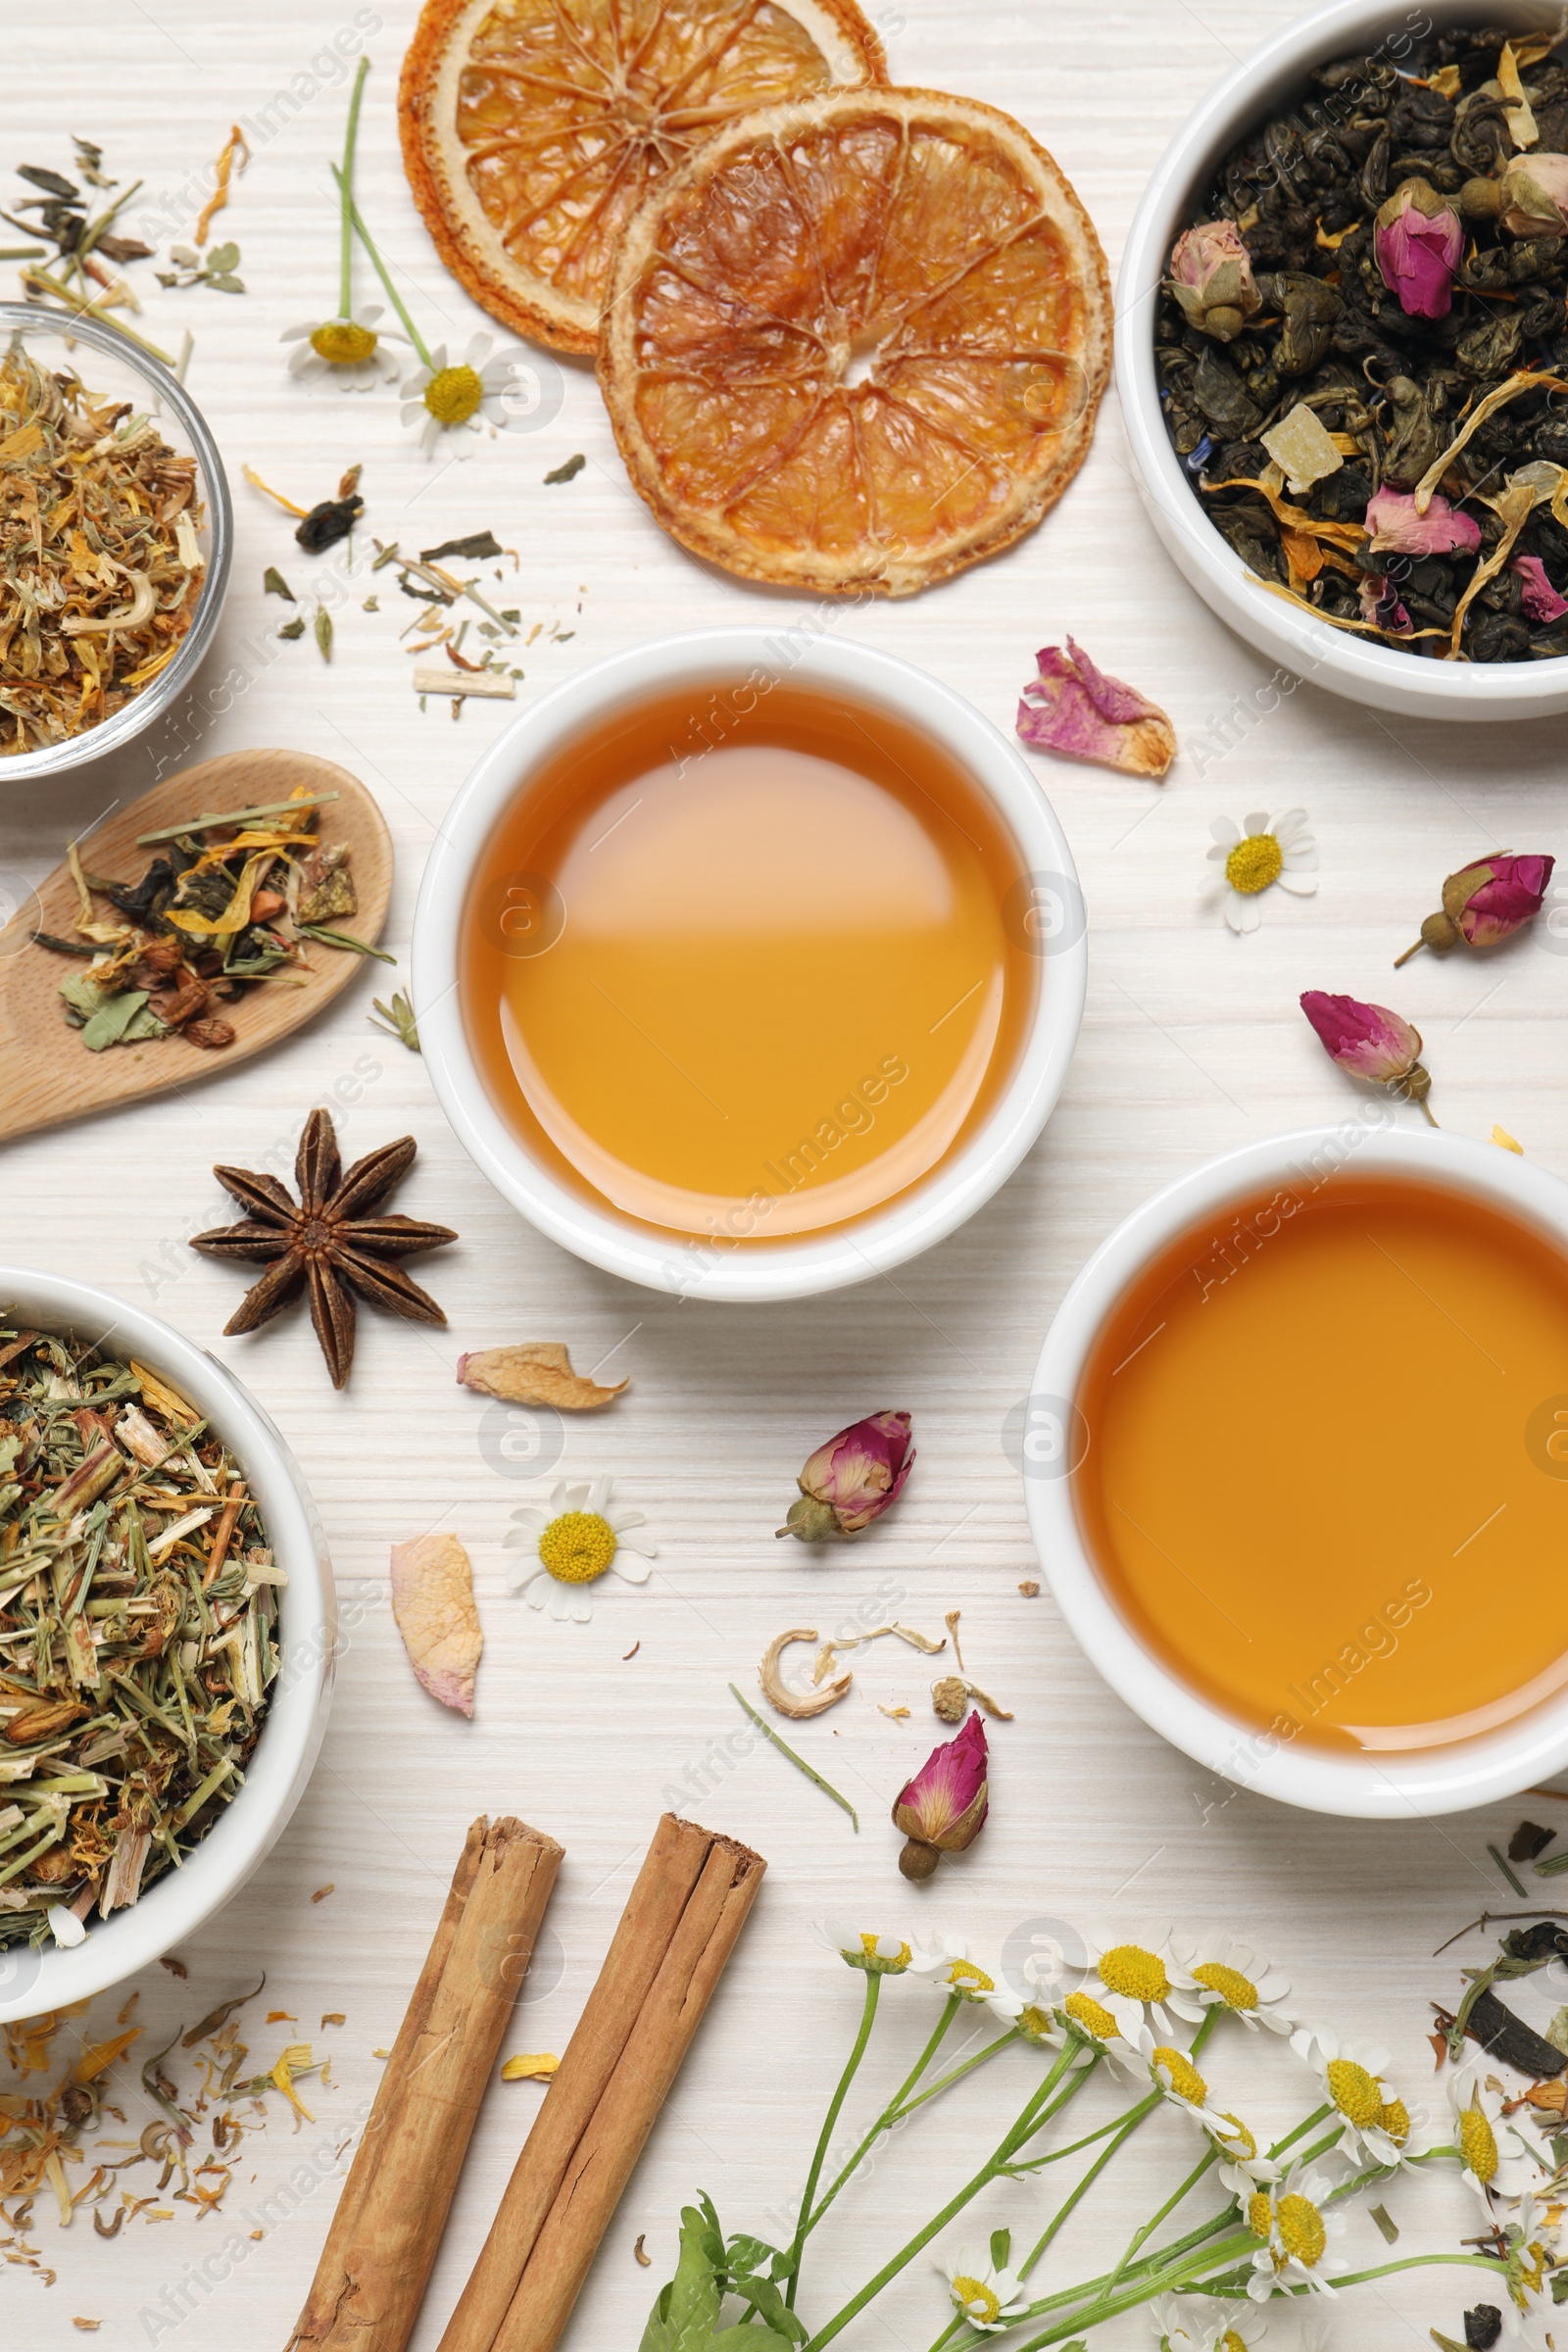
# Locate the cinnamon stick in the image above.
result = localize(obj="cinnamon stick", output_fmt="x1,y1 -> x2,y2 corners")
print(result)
285,1814 -> 563,2352
438,1812 -> 765,2352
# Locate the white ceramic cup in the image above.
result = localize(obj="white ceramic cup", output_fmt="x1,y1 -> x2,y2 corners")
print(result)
414,626 -> 1087,1303
1025,1119 -> 1568,1818
1117,0 -> 1568,721
0,1273 -> 334,2024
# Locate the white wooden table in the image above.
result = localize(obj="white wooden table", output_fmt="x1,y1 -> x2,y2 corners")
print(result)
6,3 -> 1564,2345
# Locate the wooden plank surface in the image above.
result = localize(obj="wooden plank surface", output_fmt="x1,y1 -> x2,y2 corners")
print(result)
5,2 -> 1563,2346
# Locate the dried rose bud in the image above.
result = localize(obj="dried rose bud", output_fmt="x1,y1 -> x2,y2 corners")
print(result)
1500,152 -> 1568,236
1374,177 -> 1463,319
1299,991 -> 1436,1123
777,1410 -> 913,1543
1396,854 -> 1555,965
892,1711 -> 988,1882
1166,220 -> 1260,341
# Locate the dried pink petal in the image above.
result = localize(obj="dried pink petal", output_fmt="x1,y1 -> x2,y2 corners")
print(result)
1364,487 -> 1482,557
389,1532 -> 482,1717
1017,639 -> 1176,778
1511,555 -> 1568,622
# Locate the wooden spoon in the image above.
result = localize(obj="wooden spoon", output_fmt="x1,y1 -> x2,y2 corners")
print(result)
0,749 -> 393,1145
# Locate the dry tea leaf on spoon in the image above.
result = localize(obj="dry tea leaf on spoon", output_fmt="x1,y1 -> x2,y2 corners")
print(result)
457,1343 -> 627,1410
390,1533 -> 481,1717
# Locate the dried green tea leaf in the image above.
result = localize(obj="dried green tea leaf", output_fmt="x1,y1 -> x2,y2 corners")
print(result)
420,530 -> 504,564
456,1342 -> 626,1409
314,608 -> 333,662
389,1533 -> 481,1717
1510,1821 -> 1556,1863
262,566 -> 295,602
205,242 -> 239,272
368,991 -> 419,1052
544,453 -> 586,484
277,616 -> 306,641
1369,2203 -> 1398,2244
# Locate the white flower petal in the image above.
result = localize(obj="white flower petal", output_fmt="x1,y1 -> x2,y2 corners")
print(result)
1223,893 -> 1249,933
1209,816 -> 1243,848
280,321 -> 318,343
610,1553 -> 652,1584
1271,808 -> 1310,843
615,1529 -> 657,1557
546,1580 -> 575,1620
606,1506 -> 646,1534
1243,809 -> 1270,836
464,332 -> 492,368
1277,871 -> 1319,896
521,1573 -> 550,1610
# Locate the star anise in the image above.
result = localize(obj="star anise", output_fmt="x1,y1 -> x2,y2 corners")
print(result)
191,1107 -> 458,1389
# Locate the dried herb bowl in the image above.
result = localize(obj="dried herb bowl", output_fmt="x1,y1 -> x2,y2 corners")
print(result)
1118,0 -> 1568,720
0,304 -> 232,781
0,1271 -> 333,2025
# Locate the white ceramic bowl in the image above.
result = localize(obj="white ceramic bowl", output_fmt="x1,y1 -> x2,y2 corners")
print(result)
1117,0 -> 1568,720
1025,1119 -> 1568,1818
414,627 -> 1086,1303
0,1273 -> 333,2023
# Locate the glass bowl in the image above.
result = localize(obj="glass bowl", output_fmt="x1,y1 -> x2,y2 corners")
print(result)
0,301 -> 232,780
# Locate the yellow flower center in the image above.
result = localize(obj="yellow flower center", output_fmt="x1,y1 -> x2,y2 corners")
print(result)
1326,2058 -> 1384,2130
310,318 -> 378,364
1247,2190 -> 1274,2239
1220,2335 -> 1248,2352
1063,1990 -> 1119,2042
1152,2044 -> 1208,2105
538,1510 -> 617,1585
1098,1944 -> 1170,2002
1213,2110 -> 1257,2159
423,363 -> 484,424
1459,2104 -> 1499,2184
946,1959 -> 995,1994
1275,2191 -> 1327,2267
858,1932 -> 910,1973
951,2277 -> 1001,2324
1225,833 -> 1284,895
1192,1961 -> 1259,2011
1380,2096 -> 1410,2147
1017,2004 -> 1055,2043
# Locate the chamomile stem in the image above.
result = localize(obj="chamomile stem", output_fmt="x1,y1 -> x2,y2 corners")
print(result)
1004,2231 -> 1262,2348
890,2027 -> 1022,2121
339,59 -> 369,320
1106,2142 -> 1219,2292
945,2211 -> 1249,2352
805,2055 -> 1079,2351
332,167 -> 435,370
1267,2101 -> 1331,2159
805,1999 -> 982,2238
785,1971 -> 881,2313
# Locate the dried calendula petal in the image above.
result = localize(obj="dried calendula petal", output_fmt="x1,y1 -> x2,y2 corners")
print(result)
760,1628 -> 852,1720
456,1343 -> 627,1411
389,1533 -> 482,1718
1260,402 -> 1345,497
500,2052 -> 559,2081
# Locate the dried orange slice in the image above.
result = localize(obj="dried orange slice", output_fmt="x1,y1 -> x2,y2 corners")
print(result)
599,87 -> 1112,595
399,0 -> 886,355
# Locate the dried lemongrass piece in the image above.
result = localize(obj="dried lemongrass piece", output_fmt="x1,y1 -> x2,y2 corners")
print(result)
390,1533 -> 482,1717
760,1629 -> 852,1720
456,1343 -> 627,1411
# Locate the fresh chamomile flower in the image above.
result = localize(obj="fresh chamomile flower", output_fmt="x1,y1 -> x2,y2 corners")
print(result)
1207,808 -> 1318,934
1131,2021 -> 1225,2125
1290,2025 -> 1417,2167
989,1988 -> 1066,2047
910,1936 -> 1003,2002
1083,1928 -> 1198,2037
934,2243 -> 1028,2333
1169,1935 -> 1294,2035
1054,1987 -> 1144,2077
1201,2108 -> 1281,2197
1497,2192 -> 1560,2337
504,1477 -> 655,1622
1243,2163 -> 1347,2301
1148,2292 -> 1264,2352
1447,2061 -> 1548,2207
280,307 -> 401,390
401,334 -> 536,458
813,1920 -> 911,1975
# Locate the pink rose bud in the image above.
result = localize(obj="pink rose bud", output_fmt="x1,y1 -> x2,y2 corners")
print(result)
1396,854 -> 1555,964
1167,219 -> 1261,341
892,1711 -> 988,1882
1374,177 -> 1464,318
1500,152 -> 1568,236
1299,991 -> 1436,1123
777,1409 -> 914,1543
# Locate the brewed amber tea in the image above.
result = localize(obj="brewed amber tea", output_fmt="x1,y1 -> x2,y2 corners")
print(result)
461,680 -> 1036,1241
1072,1172 -> 1568,1754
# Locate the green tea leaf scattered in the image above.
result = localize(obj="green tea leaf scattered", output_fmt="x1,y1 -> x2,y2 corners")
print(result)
277,616 -> 306,641
544,453 -> 586,484
368,990 -> 420,1051
314,608 -> 333,662
263,566 -> 295,602
420,530 -> 504,564
1369,2204 -> 1398,2244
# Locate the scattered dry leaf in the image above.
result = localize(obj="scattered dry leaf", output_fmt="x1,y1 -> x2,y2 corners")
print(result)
501,2052 -> 559,2081
312,1885 -> 335,1903
878,1703 -> 910,1721
1018,1580 -> 1041,1597
634,2234 -> 652,2267
390,1533 -> 482,1718
160,1956 -> 188,1978
73,2322 -> 101,2333
457,1342 -> 626,1410
760,1629 -> 852,1720
266,2011 -> 296,2024
965,1680 -> 1014,1721
622,1642 -> 640,1661
946,1610 -> 965,1671
320,2014 -> 345,2028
